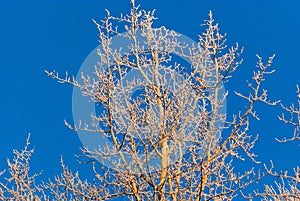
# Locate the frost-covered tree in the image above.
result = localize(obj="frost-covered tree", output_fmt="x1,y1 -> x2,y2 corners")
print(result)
0,1 -> 299,200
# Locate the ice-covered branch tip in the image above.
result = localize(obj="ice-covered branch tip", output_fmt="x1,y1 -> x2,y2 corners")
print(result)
277,85 -> 300,142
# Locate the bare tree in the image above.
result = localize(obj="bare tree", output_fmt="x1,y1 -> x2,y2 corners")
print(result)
0,1 -> 298,200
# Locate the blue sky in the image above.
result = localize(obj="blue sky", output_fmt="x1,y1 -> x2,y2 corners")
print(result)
0,0 -> 299,193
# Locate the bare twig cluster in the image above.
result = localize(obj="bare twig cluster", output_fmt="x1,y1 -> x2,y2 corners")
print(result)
0,135 -> 44,200
253,89 -> 300,200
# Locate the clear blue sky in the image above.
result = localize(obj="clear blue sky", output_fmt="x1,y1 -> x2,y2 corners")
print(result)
0,0 -> 299,192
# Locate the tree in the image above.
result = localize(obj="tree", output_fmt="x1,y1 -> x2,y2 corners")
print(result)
0,0 -> 299,200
